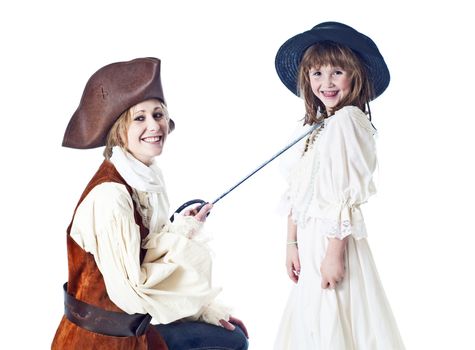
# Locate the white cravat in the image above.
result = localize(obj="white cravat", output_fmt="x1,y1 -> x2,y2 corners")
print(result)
110,147 -> 166,233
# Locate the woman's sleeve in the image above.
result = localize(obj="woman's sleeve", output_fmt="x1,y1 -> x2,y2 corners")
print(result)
316,107 -> 377,240
70,183 -> 225,325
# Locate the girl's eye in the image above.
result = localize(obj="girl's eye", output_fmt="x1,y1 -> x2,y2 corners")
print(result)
311,71 -> 321,77
334,70 -> 344,75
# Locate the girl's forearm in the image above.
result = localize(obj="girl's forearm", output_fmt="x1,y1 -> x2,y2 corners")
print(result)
326,236 -> 349,258
287,213 -> 297,242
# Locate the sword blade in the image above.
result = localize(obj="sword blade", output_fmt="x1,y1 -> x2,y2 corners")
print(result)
211,122 -> 322,205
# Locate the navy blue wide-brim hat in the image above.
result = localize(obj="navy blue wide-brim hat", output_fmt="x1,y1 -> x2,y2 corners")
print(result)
275,21 -> 390,100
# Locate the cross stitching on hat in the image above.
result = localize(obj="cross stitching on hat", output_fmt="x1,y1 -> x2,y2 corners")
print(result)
100,85 -> 109,100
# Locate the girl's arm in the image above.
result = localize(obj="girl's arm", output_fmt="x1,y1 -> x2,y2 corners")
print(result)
286,213 -> 300,283
316,107 -> 377,289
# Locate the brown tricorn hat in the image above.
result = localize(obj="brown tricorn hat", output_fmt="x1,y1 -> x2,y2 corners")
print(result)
62,57 -> 175,149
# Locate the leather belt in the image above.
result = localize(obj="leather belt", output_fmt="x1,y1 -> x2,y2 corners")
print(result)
63,283 -> 152,337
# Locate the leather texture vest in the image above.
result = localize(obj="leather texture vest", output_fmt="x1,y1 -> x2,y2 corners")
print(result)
52,160 -> 168,350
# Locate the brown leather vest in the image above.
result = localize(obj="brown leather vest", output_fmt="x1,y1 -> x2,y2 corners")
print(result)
66,160 -> 149,309
52,160 -> 168,349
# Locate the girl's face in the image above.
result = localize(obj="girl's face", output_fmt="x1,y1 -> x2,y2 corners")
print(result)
308,65 -> 351,113
127,99 -> 169,165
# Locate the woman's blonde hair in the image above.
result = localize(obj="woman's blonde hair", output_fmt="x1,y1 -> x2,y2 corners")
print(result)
298,41 -> 374,125
103,101 -> 169,159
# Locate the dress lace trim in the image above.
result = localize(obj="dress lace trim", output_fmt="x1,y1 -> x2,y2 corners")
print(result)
285,125 -> 325,225
318,217 -> 367,240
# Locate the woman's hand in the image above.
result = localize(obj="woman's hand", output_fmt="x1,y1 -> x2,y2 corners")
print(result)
320,237 -> 348,289
183,203 -> 213,222
219,316 -> 249,338
286,244 -> 300,283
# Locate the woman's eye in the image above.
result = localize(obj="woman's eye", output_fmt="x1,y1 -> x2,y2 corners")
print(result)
153,112 -> 164,119
134,115 -> 145,121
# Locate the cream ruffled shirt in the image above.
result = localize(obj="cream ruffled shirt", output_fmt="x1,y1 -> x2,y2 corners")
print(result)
70,156 -> 229,325
281,106 -> 377,239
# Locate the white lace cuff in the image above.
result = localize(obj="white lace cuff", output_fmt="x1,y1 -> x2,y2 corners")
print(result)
318,217 -> 367,240
165,214 -> 203,238
316,204 -> 366,240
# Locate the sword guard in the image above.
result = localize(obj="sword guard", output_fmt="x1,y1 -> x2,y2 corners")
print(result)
170,199 -> 209,222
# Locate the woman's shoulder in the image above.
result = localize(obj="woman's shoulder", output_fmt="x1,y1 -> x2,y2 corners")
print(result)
71,182 -> 137,245
327,106 -> 375,134
82,182 -> 134,212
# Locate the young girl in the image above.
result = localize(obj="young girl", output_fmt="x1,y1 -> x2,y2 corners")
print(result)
274,22 -> 405,349
52,57 -> 248,350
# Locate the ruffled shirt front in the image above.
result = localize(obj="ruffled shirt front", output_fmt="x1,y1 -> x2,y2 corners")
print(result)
281,106 -> 377,240
69,153 -> 229,325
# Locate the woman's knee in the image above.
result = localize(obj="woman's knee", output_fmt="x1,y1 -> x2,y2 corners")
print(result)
232,326 -> 249,350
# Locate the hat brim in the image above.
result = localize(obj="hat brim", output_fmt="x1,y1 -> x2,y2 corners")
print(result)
275,22 -> 390,99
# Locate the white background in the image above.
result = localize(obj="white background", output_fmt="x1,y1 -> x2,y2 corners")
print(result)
1,0 -> 474,349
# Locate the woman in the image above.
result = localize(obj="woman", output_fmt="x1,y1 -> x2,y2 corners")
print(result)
52,57 -> 248,350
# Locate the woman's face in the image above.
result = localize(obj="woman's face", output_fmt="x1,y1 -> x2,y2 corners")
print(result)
126,99 -> 169,165
308,65 -> 351,113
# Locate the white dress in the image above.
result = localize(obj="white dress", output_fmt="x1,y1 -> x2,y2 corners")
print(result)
274,106 -> 405,350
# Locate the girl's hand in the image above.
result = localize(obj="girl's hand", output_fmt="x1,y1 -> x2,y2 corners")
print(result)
320,254 -> 345,289
286,244 -> 301,283
320,237 -> 348,289
183,203 -> 213,222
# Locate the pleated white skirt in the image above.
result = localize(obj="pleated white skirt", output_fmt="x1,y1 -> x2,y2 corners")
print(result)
274,221 -> 405,350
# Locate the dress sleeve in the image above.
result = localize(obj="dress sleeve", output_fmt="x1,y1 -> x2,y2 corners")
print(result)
276,124 -> 311,216
70,183 -> 226,325
315,106 -> 377,240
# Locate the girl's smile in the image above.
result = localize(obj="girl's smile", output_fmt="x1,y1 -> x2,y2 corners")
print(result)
308,65 -> 351,112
